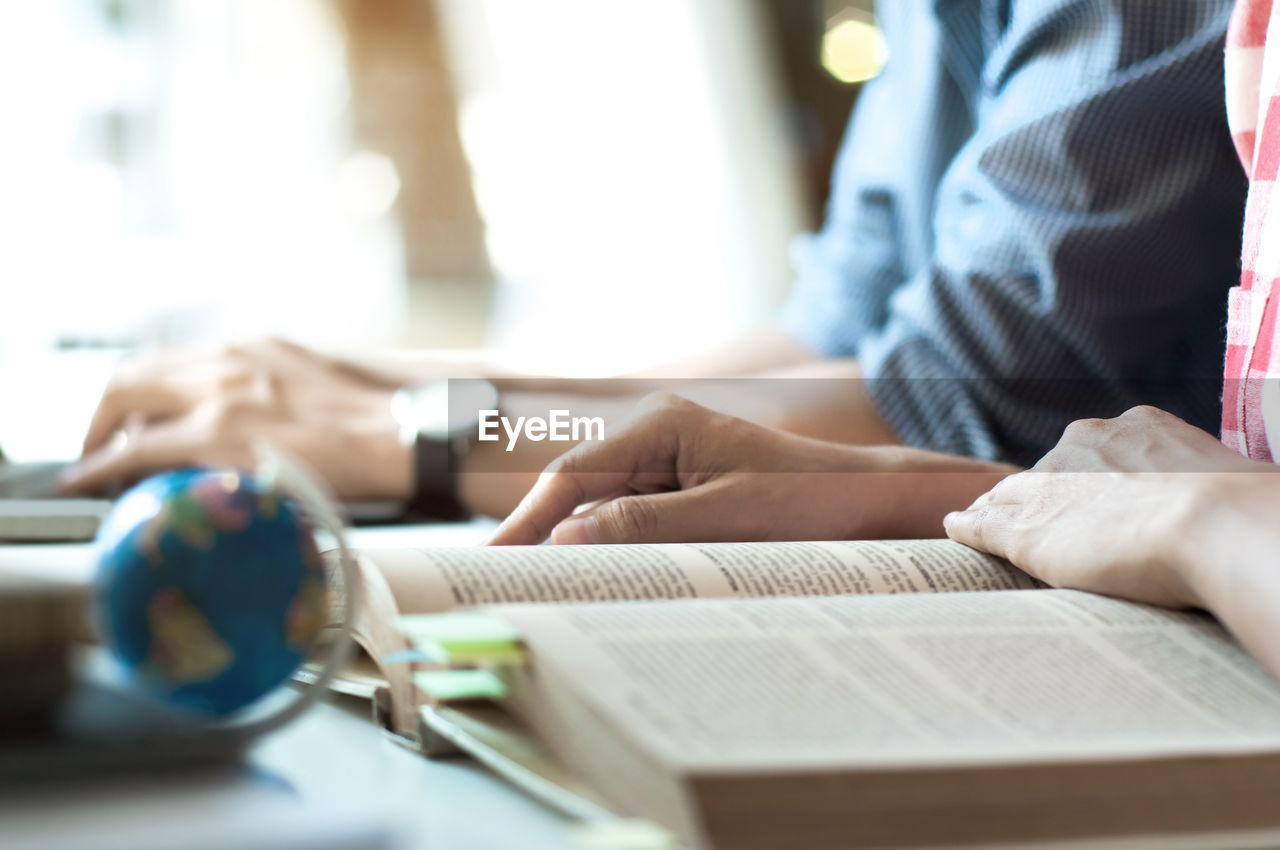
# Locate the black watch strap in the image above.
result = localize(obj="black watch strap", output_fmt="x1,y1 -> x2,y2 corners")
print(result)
410,433 -> 468,520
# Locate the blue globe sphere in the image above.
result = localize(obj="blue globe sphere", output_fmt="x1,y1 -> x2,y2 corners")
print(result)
94,468 -> 328,716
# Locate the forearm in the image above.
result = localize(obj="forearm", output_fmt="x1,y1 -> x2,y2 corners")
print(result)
828,444 -> 1017,539
627,325 -> 819,379
350,326 -> 819,386
1175,474 -> 1280,680
458,371 -> 905,518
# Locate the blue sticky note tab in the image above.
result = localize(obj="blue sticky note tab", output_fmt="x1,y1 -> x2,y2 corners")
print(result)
380,648 -> 445,666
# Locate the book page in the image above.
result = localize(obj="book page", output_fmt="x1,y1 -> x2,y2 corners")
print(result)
358,539 -> 1038,616
496,590 -> 1280,771
339,540 -> 1032,735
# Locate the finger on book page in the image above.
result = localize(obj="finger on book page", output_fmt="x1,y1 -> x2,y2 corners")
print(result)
489,466 -> 636,545
488,418 -> 681,545
550,487 -> 734,545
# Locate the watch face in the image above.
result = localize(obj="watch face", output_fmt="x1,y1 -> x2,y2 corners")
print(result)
410,379 -> 499,441
411,382 -> 452,440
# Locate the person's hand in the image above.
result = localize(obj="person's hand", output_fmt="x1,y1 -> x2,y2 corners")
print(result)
489,393 -> 1010,546
944,406 -> 1271,608
63,338 -> 412,500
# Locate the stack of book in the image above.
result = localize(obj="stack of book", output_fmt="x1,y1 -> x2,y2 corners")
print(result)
0,571 -> 82,735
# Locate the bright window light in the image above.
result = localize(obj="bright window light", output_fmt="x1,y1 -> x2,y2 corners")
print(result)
335,150 -> 401,220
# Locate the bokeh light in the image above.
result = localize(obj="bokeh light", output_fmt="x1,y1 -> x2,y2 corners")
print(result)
821,17 -> 887,85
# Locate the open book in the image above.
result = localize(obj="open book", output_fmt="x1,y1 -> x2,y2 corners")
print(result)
328,540 -> 1038,736
409,588 -> 1280,850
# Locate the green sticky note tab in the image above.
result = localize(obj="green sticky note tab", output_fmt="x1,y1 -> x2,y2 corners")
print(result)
571,819 -> 678,850
433,643 -> 528,667
400,612 -> 523,661
414,669 -> 509,701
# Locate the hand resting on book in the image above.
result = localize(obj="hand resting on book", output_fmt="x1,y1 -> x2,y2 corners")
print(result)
489,393 -> 1013,546
946,405 -> 1280,679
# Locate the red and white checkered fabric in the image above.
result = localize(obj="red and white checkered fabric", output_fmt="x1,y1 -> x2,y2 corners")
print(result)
1224,0 -> 1280,461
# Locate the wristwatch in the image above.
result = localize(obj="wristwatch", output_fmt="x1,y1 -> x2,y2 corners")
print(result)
391,379 -> 499,519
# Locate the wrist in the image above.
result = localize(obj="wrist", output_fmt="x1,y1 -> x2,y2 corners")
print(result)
1170,471 -> 1280,612
831,445 -> 1017,539
392,379 -> 499,518
378,428 -> 416,501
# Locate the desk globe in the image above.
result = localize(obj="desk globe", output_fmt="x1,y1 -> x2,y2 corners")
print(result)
94,468 -> 328,716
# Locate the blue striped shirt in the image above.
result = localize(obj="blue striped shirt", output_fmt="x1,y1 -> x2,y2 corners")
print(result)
781,0 -> 1247,465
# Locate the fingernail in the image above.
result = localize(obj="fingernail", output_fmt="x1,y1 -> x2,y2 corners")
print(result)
942,511 -> 959,529
551,516 -> 600,545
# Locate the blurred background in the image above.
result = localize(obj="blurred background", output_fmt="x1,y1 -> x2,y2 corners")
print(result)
0,0 -> 883,456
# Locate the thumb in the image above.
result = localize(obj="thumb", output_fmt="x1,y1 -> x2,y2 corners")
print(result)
550,487 -> 730,545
